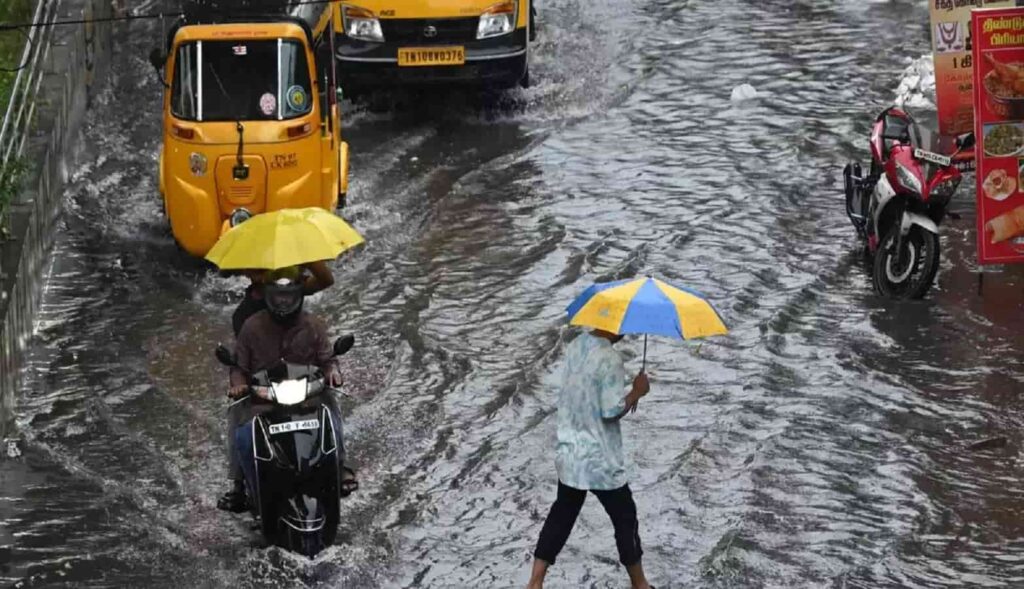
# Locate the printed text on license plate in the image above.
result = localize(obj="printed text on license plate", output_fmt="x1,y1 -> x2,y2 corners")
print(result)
914,148 -> 951,167
268,419 -> 319,435
398,46 -> 465,67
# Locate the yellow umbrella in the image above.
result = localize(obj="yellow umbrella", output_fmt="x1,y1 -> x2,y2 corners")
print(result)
205,207 -> 364,270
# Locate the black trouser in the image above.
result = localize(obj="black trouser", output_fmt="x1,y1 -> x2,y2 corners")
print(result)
534,481 -> 643,567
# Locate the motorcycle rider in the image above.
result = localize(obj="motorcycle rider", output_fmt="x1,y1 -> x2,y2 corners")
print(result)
218,266 -> 357,512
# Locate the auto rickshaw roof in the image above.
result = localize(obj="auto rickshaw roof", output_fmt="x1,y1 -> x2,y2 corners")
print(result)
170,20 -> 312,44
165,0 -> 318,50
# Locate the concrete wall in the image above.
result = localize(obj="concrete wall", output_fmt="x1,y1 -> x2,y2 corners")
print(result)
0,0 -> 115,430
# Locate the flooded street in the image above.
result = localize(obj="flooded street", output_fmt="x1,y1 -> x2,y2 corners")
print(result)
4,0 -> 1024,586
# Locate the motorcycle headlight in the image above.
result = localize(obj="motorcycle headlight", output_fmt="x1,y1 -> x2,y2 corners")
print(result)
477,0 -> 516,39
895,162 -> 922,194
343,5 -> 384,42
930,177 -> 961,199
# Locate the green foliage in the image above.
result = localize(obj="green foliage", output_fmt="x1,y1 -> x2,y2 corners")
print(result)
0,1 -> 34,236
0,0 -> 34,118
0,159 -> 26,238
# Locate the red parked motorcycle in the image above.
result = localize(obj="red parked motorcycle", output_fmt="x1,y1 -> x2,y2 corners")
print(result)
843,107 -> 975,298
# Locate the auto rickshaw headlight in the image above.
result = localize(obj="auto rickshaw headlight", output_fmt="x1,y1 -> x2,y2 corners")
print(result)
478,1 -> 516,39
342,5 -> 384,42
229,208 -> 253,228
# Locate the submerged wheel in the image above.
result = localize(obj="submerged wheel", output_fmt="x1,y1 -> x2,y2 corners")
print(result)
275,517 -> 335,558
872,225 -> 939,299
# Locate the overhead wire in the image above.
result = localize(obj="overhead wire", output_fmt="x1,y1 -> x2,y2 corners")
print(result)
0,0 -> 338,31
0,0 -> 340,71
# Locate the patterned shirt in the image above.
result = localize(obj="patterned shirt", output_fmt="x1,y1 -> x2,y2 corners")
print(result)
555,332 -> 629,491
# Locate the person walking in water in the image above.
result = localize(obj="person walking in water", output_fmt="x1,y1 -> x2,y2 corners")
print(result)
526,328 -> 652,589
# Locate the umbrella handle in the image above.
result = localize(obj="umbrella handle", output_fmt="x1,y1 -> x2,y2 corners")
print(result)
641,334 -> 647,372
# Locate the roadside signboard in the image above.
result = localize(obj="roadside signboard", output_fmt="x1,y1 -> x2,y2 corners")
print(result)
973,6 -> 1024,264
931,0 -> 1014,136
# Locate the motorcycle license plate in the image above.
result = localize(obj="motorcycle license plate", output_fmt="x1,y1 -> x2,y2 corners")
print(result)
268,419 -> 319,435
397,46 -> 465,67
913,148 -> 951,167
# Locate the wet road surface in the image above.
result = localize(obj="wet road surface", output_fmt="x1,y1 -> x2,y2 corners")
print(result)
4,0 -> 1024,587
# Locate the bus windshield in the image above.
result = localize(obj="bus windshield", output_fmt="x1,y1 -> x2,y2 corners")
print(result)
171,39 -> 313,122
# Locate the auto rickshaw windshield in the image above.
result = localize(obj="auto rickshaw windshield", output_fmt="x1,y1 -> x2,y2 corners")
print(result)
171,38 -> 313,122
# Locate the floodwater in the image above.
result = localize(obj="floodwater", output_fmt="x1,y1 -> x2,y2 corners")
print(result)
3,0 -> 1024,587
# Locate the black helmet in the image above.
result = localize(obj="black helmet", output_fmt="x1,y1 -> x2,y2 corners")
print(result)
263,267 -> 304,321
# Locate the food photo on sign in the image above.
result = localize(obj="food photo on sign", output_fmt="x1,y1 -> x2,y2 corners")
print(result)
980,122 -> 1021,203
972,8 -> 1024,262
982,53 -> 1024,119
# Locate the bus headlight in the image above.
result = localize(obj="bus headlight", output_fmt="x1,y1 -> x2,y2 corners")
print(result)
477,1 -> 516,39
343,5 -> 384,43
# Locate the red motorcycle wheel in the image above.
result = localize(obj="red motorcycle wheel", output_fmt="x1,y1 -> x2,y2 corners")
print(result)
872,225 -> 940,299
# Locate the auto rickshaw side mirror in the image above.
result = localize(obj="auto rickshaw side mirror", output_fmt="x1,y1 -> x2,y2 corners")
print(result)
148,48 -> 166,71
148,48 -> 170,89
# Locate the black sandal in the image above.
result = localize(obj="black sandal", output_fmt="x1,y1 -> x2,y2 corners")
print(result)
217,489 -> 248,513
340,466 -> 359,498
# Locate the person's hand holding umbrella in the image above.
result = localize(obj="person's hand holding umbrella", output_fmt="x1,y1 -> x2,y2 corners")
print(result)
627,372 -> 650,413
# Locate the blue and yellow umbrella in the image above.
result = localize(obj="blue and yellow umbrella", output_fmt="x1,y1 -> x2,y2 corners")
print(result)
566,276 -> 728,368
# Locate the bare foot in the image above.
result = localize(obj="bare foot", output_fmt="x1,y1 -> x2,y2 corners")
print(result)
626,562 -> 650,589
526,558 -> 548,589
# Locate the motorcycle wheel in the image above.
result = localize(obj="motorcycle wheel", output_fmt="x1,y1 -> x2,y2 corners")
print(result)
279,524 -> 327,558
872,225 -> 939,299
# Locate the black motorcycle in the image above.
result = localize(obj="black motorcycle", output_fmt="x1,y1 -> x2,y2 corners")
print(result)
215,335 -> 353,557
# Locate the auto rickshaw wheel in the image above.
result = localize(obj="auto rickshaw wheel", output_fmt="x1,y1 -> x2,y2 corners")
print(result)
159,195 -> 173,237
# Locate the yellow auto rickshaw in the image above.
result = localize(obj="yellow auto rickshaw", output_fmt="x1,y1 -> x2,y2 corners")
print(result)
149,2 -> 349,257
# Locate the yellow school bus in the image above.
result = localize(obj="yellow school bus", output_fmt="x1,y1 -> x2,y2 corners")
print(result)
150,4 -> 349,257
332,0 -> 534,91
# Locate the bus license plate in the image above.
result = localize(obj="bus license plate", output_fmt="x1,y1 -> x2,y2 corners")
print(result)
268,419 -> 319,435
398,46 -> 465,67
913,148 -> 951,167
